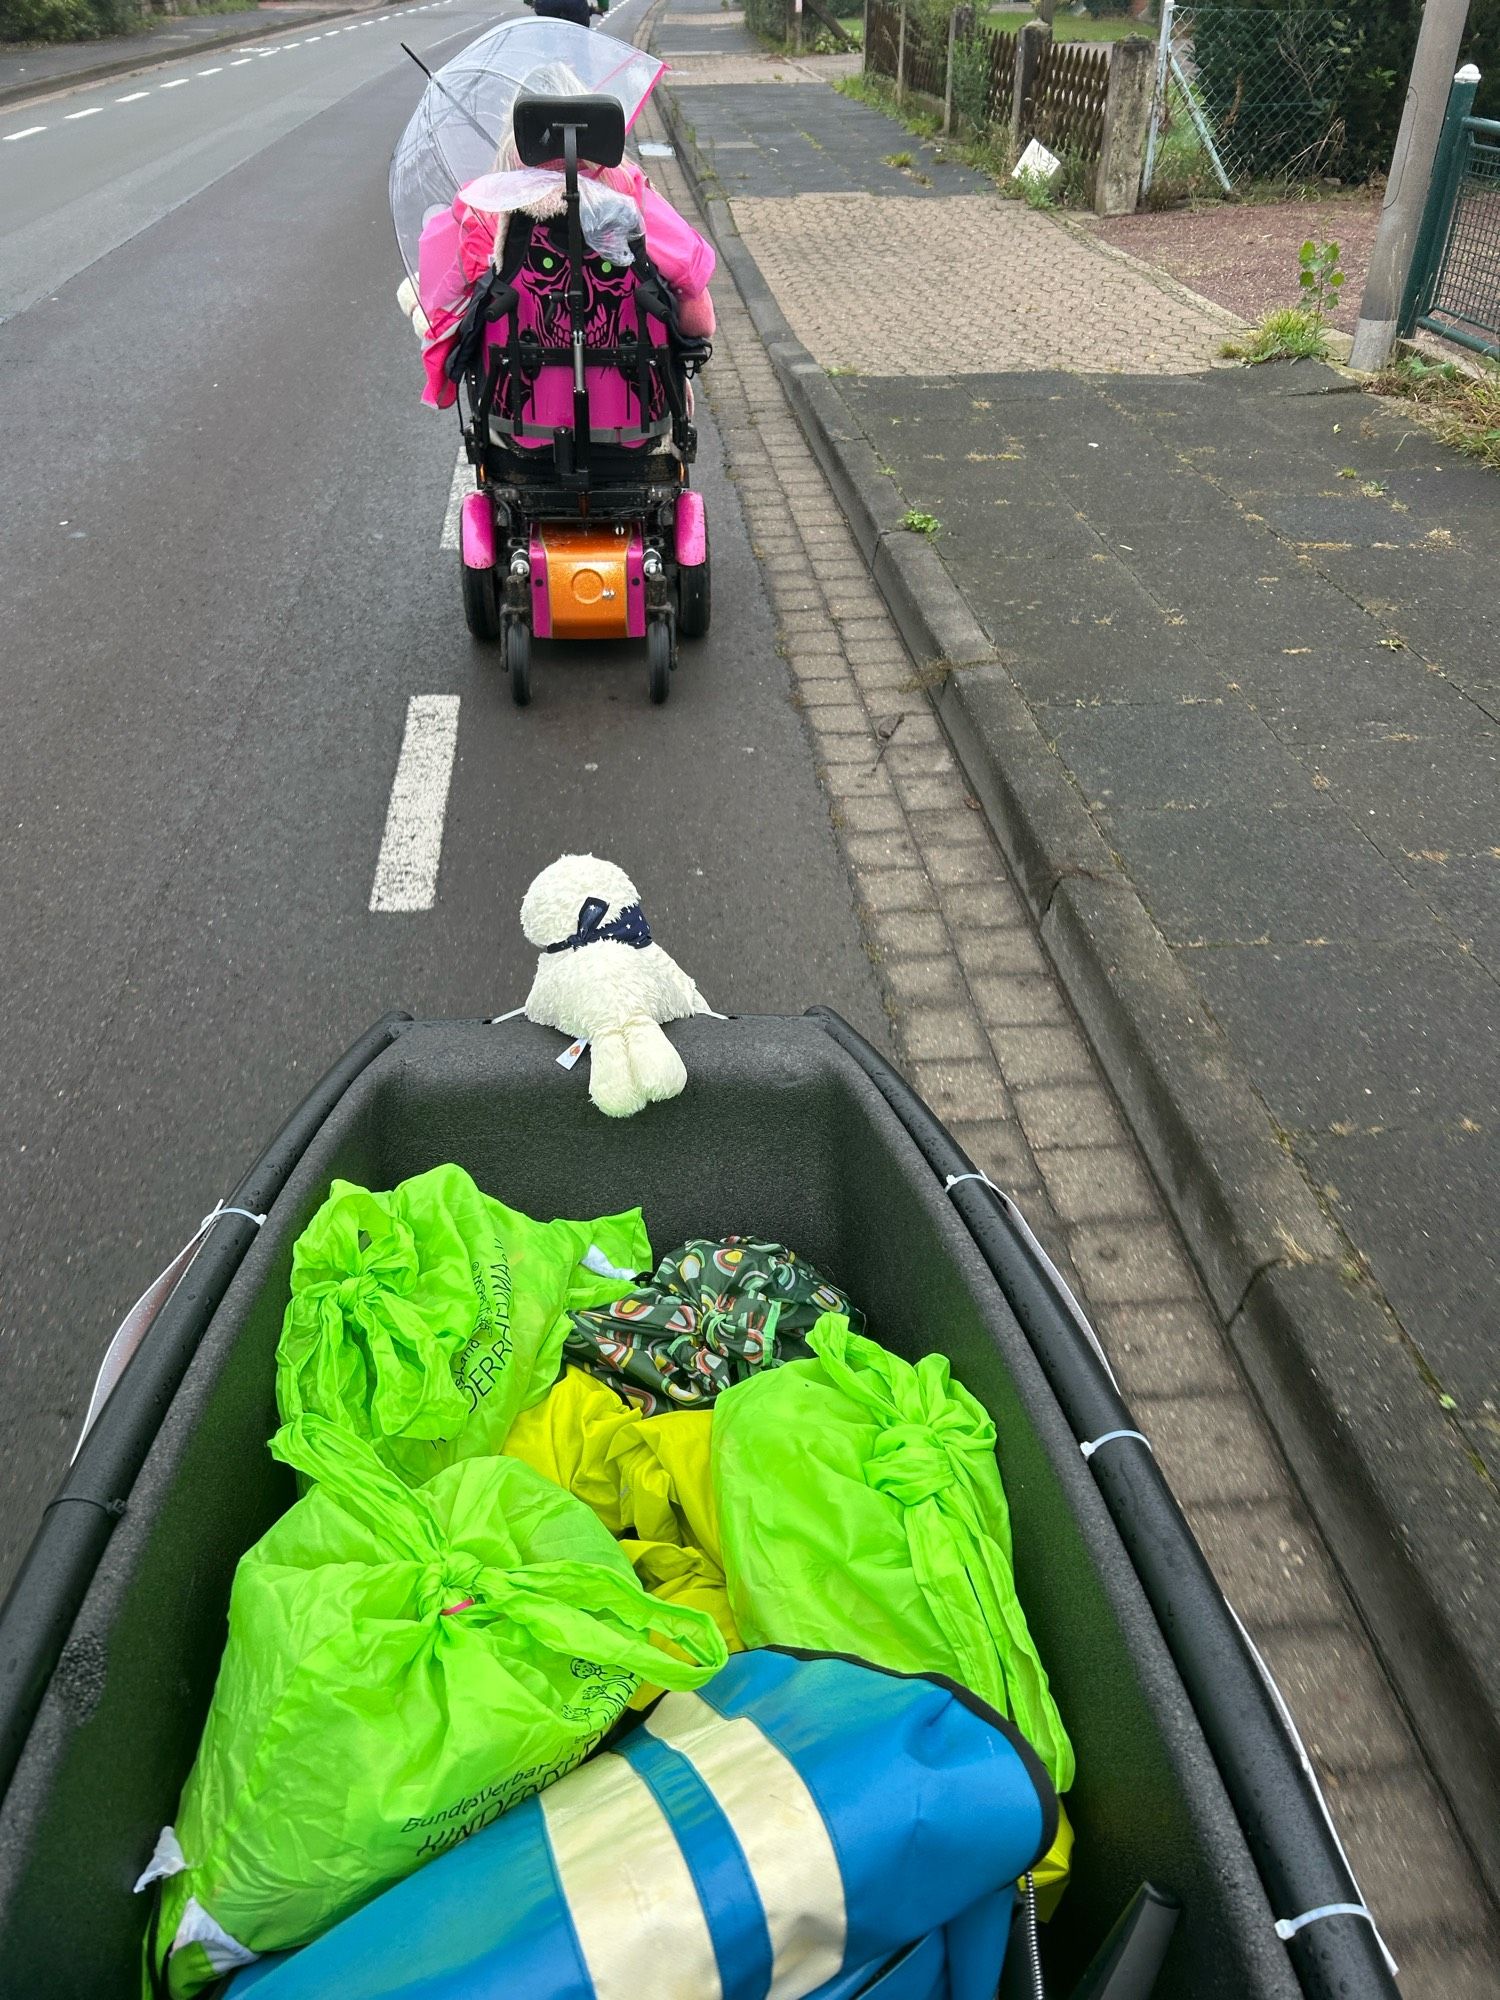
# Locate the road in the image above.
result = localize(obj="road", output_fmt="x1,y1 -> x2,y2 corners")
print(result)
0,0 -> 884,1592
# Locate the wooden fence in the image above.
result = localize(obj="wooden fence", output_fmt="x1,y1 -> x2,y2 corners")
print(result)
863,2 -> 1152,214
1030,37 -> 1111,158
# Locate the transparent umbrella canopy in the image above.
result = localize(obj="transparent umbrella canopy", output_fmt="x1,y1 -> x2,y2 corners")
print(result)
388,17 -> 666,285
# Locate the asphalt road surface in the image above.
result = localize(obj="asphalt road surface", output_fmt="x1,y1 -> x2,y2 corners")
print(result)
0,0 -> 884,1592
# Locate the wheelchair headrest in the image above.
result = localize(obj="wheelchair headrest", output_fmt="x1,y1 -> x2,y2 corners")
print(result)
513,92 -> 626,170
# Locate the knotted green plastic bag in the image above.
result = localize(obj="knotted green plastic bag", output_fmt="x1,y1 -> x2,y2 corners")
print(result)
275,1164 -> 651,1481
142,1415 -> 726,1998
714,1314 -> 1074,1793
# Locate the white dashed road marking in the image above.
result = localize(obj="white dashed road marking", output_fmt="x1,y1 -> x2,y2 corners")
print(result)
3,0 -> 457,151
439,451 -> 469,553
369,696 -> 461,913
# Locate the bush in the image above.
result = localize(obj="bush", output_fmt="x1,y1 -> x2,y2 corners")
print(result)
742,0 -> 790,43
0,0 -> 146,39
0,0 -> 97,37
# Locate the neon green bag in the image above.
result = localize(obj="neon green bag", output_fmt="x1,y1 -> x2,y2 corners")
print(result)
275,1164 -> 650,1482
713,1314 -> 1074,1793
142,1415 -> 727,1998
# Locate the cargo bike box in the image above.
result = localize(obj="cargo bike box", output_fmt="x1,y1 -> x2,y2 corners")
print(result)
0,1014 -> 1395,2000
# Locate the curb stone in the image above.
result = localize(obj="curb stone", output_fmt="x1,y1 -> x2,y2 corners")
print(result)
655,72 -> 1500,1902
0,3 -> 376,112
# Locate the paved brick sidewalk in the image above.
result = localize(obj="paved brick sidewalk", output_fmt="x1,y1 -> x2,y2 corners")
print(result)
639,2 -> 1500,1990
735,192 -> 1233,374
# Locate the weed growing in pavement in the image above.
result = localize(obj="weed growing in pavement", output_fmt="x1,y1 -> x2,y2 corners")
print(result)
902,509 -> 942,535
837,71 -> 941,138
884,150 -> 915,169
1376,353 -> 1500,472
1222,307 -> 1330,363
1223,236 -> 1342,364
1298,237 -> 1345,319
1015,167 -> 1056,210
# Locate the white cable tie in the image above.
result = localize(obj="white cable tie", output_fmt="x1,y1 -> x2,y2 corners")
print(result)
1080,1429 -> 1152,1462
198,1202 -> 266,1233
487,1005 -> 527,1024
1274,1903 -> 1380,1945
945,1169 -> 1000,1194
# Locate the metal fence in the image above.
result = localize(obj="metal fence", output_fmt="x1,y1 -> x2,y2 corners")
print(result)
1144,0 -> 1358,197
1404,68 -> 1500,363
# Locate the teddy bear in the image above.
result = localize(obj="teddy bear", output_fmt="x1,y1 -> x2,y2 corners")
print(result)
521,855 -> 710,1118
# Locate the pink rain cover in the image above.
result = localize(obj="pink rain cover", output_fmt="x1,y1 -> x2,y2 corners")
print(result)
417,166 -> 714,418
482,224 -> 669,448
675,488 -> 706,568
460,491 -> 495,571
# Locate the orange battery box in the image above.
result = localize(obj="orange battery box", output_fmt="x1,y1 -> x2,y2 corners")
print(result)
532,522 -> 646,642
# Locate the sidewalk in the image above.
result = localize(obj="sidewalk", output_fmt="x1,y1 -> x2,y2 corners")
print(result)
649,0 -> 1500,1974
0,0 -> 369,107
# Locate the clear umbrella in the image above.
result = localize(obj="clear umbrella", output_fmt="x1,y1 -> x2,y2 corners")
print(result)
388,17 -> 665,287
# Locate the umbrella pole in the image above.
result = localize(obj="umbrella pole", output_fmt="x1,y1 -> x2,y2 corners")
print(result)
563,124 -> 591,491
400,44 -> 501,156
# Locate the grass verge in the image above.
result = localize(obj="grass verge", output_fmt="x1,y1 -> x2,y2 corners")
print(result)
1375,351 -> 1500,471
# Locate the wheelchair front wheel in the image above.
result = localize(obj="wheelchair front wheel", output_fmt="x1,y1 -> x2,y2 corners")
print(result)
647,618 -> 674,706
505,617 -> 532,707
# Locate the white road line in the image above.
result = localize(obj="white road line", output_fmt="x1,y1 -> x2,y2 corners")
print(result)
159,77 -> 189,89
369,696 -> 460,914
65,106 -> 102,119
439,452 -> 469,552
116,90 -> 149,101
230,57 -> 252,65
198,66 -> 223,75
283,39 -> 301,47
3,125 -> 46,141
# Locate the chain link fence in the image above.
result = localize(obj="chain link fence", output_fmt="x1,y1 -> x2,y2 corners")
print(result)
1144,0 -> 1363,199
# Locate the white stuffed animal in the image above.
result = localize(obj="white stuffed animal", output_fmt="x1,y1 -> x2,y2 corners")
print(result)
521,855 -> 711,1118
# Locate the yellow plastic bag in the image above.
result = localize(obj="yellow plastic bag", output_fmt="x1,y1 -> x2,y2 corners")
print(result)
504,1370 -> 741,1701
499,1362 -> 637,1532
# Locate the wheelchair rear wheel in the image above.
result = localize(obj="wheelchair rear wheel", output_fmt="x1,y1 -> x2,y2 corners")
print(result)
461,559 -> 501,643
678,526 -> 711,640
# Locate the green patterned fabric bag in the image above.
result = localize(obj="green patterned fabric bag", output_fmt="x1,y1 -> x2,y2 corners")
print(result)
564,1236 -> 852,1413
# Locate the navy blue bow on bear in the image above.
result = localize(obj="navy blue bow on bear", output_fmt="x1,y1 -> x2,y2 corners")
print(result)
544,897 -> 654,954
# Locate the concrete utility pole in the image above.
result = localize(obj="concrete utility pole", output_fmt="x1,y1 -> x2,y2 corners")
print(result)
1349,0 -> 1473,371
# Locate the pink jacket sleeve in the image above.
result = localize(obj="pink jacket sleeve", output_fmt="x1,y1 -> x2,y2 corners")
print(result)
639,182 -> 716,299
601,162 -> 716,299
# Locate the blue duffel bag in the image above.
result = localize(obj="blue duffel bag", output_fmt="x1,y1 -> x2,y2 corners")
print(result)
229,1647 -> 1058,2000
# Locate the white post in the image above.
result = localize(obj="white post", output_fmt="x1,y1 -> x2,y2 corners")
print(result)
1350,0 -> 1474,371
